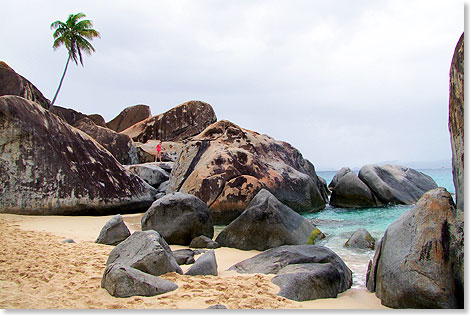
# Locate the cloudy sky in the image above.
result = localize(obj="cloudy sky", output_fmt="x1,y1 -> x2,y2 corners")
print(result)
2,0 -> 463,170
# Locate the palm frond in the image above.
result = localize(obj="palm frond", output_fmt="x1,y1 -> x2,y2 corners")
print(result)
51,12 -> 100,66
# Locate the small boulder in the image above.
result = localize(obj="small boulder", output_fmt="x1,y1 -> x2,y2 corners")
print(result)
172,249 -> 196,265
124,163 -> 170,188
141,192 -> 214,245
185,250 -> 218,276
95,214 -> 131,246
190,235 -> 220,249
101,263 -> 178,298
215,189 -> 315,251
344,228 -> 375,250
106,230 -> 183,276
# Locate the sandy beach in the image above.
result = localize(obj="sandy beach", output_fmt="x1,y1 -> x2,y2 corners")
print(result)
0,213 -> 386,309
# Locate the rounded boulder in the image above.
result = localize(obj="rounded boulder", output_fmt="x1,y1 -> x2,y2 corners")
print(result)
141,192 -> 214,245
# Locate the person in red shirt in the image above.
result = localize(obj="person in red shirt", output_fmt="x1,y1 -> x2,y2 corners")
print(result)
155,140 -> 162,162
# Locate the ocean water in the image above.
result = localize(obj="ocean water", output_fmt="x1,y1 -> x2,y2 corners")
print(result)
305,168 -> 455,288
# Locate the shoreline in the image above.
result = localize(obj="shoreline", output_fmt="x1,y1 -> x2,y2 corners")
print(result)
0,213 -> 387,309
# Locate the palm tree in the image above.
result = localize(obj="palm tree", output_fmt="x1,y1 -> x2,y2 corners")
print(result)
50,12 -> 100,105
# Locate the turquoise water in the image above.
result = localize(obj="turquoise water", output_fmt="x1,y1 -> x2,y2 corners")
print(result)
306,168 -> 454,288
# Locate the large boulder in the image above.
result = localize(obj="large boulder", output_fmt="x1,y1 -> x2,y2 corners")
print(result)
107,104 -> 152,133
328,167 -> 352,190
366,188 -> 464,308
101,263 -> 178,298
168,120 -> 327,224
330,172 -> 383,208
230,245 -> 350,275
95,214 -> 131,246
0,61 -> 51,110
123,163 -> 170,188
120,100 -> 217,143
141,192 -> 214,245
230,245 -> 352,301
272,262 -> 351,301
215,189 -> 316,251
449,33 -> 464,211
358,164 -> 438,205
74,117 -> 139,165
185,250 -> 218,276
106,230 -> 183,276
0,95 -> 157,215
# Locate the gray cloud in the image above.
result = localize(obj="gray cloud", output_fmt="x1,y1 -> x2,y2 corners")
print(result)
1,0 -> 462,169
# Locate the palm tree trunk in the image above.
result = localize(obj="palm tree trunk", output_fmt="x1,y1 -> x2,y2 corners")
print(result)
51,54 -> 71,106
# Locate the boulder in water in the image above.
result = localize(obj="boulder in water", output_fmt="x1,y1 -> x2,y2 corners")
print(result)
330,172 -> 383,208
344,228 -> 375,250
358,164 -> 437,205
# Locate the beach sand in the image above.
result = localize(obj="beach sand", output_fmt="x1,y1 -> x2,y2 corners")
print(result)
0,213 -> 387,309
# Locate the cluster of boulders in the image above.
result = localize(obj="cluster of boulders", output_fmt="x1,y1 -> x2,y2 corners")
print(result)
95,188 -> 351,300
97,212 -> 220,298
1,31 -> 465,309
327,164 -> 438,208
0,61 -> 328,222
